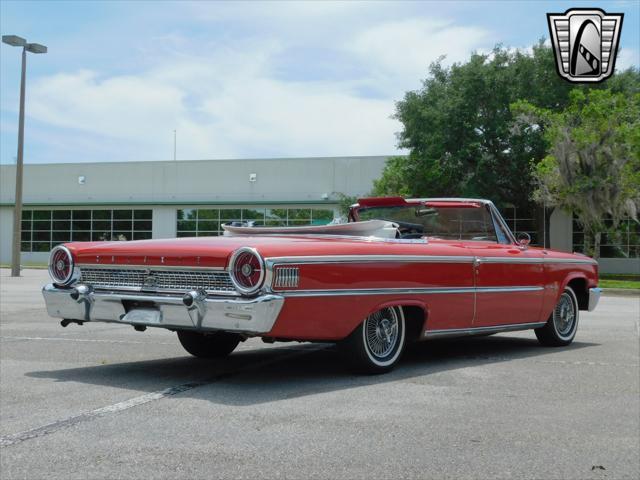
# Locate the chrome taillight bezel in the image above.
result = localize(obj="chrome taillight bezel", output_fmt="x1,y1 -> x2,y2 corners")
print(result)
48,245 -> 76,286
228,247 -> 265,295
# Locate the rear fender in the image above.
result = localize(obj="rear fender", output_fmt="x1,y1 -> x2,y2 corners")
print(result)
364,299 -> 427,319
363,299 -> 428,341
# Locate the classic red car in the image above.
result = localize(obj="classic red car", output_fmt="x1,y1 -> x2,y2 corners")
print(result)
43,197 -> 601,373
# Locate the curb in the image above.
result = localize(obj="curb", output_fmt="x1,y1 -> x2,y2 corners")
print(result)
602,288 -> 640,297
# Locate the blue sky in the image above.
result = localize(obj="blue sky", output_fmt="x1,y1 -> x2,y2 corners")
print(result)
1,0 -> 638,165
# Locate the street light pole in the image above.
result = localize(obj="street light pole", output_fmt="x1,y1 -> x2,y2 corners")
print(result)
2,35 -> 47,277
11,47 -> 27,277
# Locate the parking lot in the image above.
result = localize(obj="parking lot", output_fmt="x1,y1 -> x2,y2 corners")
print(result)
1,268 -> 638,479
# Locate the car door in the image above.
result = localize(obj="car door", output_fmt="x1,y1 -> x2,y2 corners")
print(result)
470,241 -> 546,327
416,241 -> 477,332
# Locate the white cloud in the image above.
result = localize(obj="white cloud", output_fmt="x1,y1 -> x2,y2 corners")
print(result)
27,41 -> 399,161
349,19 -> 490,94
30,70 -> 185,140
615,48 -> 639,71
20,12 -> 493,163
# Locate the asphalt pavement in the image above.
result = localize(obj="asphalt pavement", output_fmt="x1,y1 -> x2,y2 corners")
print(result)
1,268 -> 638,479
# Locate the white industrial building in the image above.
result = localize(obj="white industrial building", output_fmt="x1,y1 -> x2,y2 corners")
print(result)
0,156 -> 386,264
0,155 -> 637,274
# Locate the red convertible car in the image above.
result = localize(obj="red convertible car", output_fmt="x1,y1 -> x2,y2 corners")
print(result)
43,197 -> 601,373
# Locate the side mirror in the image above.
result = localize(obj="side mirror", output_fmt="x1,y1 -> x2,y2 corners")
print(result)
516,232 -> 531,248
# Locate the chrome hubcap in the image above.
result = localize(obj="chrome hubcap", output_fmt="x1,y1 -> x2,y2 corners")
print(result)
365,308 -> 399,358
554,292 -> 576,336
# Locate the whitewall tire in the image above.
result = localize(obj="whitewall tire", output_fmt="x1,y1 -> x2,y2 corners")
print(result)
535,286 -> 579,347
340,306 -> 406,374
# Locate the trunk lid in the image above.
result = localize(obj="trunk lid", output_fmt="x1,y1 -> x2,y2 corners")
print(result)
65,235 -> 472,269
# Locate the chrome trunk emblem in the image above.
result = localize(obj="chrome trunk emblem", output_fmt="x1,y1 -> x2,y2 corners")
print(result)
143,275 -> 158,288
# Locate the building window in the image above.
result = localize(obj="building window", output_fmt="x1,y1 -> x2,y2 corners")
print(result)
500,206 -> 540,246
573,216 -> 640,258
21,209 -> 152,253
176,207 -> 335,237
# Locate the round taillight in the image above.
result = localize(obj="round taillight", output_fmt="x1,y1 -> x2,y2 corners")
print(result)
229,247 -> 265,295
48,245 -> 74,285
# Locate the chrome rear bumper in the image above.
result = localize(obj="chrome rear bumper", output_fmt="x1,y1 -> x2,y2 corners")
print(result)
42,284 -> 284,334
588,287 -> 602,312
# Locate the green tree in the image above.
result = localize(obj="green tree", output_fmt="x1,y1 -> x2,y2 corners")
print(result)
374,42 -> 640,212
515,89 -> 640,258
332,192 -> 359,218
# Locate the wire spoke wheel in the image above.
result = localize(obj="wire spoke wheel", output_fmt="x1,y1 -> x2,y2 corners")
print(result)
553,292 -> 576,337
363,307 -> 400,360
535,286 -> 580,347
340,305 -> 407,373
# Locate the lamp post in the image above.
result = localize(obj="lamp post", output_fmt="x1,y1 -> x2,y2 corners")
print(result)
2,35 -> 47,277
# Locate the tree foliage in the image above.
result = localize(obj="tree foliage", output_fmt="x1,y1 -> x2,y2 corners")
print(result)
515,89 -> 640,258
374,42 -> 640,213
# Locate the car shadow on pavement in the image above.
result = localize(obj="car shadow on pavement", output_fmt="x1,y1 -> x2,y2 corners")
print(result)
27,335 -> 599,406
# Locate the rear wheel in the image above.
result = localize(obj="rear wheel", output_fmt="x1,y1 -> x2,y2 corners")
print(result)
177,330 -> 241,358
340,306 -> 406,374
535,286 -> 579,347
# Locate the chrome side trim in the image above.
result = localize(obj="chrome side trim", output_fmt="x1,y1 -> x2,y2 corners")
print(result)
425,321 -> 547,338
547,258 -> 598,265
588,287 -> 602,312
264,255 -> 596,268
478,257 -> 596,265
265,255 -> 476,265
476,286 -> 544,293
478,257 -> 543,264
492,257 -> 593,265
279,286 -> 544,298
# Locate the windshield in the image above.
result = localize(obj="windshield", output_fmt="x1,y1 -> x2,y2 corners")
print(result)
356,205 -> 500,242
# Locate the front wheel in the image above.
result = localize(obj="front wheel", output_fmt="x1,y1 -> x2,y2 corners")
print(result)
177,330 -> 241,358
340,306 -> 406,374
535,286 -> 579,347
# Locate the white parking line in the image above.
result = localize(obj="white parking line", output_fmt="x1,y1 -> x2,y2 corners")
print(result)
0,345 -> 326,448
0,383 -> 201,447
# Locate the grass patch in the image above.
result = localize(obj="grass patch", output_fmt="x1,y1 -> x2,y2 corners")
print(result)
600,273 -> 640,281
599,279 -> 640,290
600,274 -> 640,289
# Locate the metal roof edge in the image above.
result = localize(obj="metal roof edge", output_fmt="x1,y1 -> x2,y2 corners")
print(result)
0,200 -> 340,207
